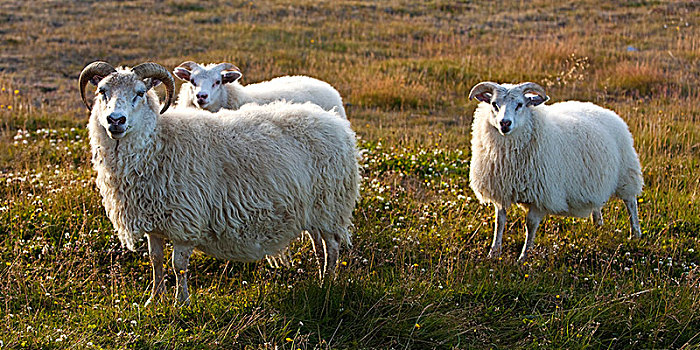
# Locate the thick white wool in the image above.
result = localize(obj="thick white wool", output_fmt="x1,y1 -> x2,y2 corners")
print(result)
89,98 -> 359,259
176,75 -> 347,118
469,101 -> 643,217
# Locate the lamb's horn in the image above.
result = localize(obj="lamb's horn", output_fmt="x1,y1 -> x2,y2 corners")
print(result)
517,82 -> 547,99
469,81 -> 501,102
176,61 -> 199,71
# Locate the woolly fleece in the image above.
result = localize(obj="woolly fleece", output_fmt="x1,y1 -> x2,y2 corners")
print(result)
177,70 -> 347,118
470,100 -> 643,217
89,83 -> 359,261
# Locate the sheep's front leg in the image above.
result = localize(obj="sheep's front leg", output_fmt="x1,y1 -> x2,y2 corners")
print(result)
590,208 -> 604,226
324,234 -> 340,277
488,204 -> 507,259
623,198 -> 642,239
172,244 -> 194,305
145,234 -> 165,306
518,207 -> 544,263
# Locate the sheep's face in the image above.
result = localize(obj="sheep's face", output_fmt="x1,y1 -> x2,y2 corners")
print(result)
470,82 -> 549,136
93,72 -> 159,140
174,62 -> 242,111
488,89 -> 536,136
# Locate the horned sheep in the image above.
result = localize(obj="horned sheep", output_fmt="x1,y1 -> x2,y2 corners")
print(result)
79,61 -> 360,305
173,61 -> 347,118
467,81 -> 643,262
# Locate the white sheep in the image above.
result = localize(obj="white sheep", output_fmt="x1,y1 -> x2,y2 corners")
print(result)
79,61 -> 360,305
173,61 -> 347,118
468,81 -> 643,262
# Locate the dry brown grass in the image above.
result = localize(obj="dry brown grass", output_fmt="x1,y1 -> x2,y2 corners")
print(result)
604,60 -> 667,97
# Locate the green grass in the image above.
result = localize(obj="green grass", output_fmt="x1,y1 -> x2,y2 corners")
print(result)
1,0 -> 700,348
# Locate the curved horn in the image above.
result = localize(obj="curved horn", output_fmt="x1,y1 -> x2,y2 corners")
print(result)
517,82 -> 546,98
469,81 -> 501,102
215,62 -> 240,72
176,61 -> 199,71
132,62 -> 175,114
517,82 -> 549,106
78,61 -> 116,111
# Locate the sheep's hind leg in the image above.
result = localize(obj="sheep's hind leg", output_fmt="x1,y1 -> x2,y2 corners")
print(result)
172,243 -> 194,306
518,207 -> 544,263
145,234 -> 166,306
623,198 -> 642,239
488,204 -> 507,259
590,208 -> 604,226
324,233 -> 341,276
309,230 -> 328,279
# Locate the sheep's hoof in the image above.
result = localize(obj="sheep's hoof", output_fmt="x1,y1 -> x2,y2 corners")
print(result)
487,249 -> 501,259
516,253 -> 529,264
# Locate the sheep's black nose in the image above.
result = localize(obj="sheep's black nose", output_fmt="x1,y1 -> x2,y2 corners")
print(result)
107,114 -> 126,125
500,120 -> 512,133
196,93 -> 208,100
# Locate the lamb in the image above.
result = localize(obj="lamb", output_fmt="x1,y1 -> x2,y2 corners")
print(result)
467,81 -> 643,262
173,61 -> 347,118
79,61 -> 360,305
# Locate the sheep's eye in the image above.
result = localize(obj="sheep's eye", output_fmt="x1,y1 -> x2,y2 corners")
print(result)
130,91 -> 144,104
516,102 -> 523,110
214,80 -> 220,86
190,79 -> 196,86
491,102 -> 499,111
98,88 -> 106,95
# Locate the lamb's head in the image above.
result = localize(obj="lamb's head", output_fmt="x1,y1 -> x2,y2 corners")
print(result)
79,62 -> 174,140
173,61 -> 242,111
469,82 -> 549,135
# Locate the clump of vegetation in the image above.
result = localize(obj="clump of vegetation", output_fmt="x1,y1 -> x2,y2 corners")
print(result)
603,61 -> 666,97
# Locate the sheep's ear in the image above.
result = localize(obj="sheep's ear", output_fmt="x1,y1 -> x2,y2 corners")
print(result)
173,67 -> 191,82
221,70 -> 242,84
526,94 -> 549,107
143,78 -> 162,90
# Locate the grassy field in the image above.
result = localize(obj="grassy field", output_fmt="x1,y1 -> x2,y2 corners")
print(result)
1,0 -> 699,348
